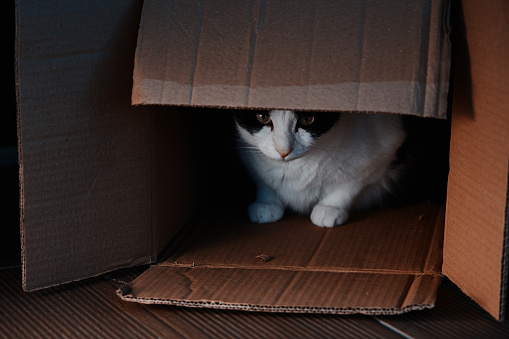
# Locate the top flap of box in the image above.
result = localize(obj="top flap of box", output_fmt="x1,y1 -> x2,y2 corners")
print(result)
443,0 -> 509,321
132,0 -> 451,117
16,1 -> 197,291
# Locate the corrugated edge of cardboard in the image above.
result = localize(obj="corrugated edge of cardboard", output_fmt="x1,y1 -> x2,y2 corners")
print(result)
117,268 -> 442,315
117,270 -> 442,315
117,295 -> 435,316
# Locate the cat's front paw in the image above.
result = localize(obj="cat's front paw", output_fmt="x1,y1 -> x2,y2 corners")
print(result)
248,203 -> 284,224
310,205 -> 349,227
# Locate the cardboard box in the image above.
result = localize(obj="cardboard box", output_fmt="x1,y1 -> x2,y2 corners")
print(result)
15,0 -> 508,320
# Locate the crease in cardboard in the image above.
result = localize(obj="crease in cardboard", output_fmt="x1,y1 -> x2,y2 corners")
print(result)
500,171 -> 509,320
354,0 -> 368,112
162,262 -> 442,276
186,0 -> 205,106
269,270 -> 300,306
399,275 -> 440,310
300,2 -> 316,111
422,205 -> 446,274
415,0 -> 432,116
135,79 -> 448,117
173,268 -> 193,300
244,0 -> 265,107
303,225 -> 328,268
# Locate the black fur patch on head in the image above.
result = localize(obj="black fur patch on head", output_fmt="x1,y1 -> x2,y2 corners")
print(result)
295,111 -> 340,138
232,110 -> 271,134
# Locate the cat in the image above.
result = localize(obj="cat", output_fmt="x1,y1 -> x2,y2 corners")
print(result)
232,110 -> 408,227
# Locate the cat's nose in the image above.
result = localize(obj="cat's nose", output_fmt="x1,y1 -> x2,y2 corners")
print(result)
276,148 -> 292,159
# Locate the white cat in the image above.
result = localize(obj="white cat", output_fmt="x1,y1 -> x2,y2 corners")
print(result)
233,110 -> 407,227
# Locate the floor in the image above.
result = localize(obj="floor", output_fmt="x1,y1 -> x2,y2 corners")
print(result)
1,265 -> 508,338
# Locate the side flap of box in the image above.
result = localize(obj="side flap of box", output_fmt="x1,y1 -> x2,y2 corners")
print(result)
443,0 -> 509,320
16,1 -> 192,290
119,202 -> 445,314
133,0 -> 451,117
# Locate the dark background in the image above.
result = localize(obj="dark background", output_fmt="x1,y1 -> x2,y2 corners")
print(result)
1,0 -> 21,268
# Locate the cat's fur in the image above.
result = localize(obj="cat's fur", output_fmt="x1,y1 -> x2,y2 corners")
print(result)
233,110 -> 407,227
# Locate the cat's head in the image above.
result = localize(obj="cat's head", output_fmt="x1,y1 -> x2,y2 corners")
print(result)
233,110 -> 339,161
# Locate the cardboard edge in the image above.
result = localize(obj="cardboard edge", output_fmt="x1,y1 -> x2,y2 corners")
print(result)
131,0 -> 149,107
116,291 -> 435,316
14,0 -> 28,291
500,172 -> 509,320
132,99 -> 449,119
116,267 -> 443,315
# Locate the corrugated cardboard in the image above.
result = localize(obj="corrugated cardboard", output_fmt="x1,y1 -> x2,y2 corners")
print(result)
119,203 -> 444,314
120,0 -> 451,315
443,0 -> 509,320
16,0 -> 199,290
15,0 -> 508,321
132,0 -> 451,117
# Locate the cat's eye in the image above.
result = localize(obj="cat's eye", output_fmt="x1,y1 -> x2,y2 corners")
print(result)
299,116 -> 315,126
256,113 -> 271,125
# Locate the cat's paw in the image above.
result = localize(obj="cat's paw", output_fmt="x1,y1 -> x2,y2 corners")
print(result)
310,205 -> 349,227
248,203 -> 284,224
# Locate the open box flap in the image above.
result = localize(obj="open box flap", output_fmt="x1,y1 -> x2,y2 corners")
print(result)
16,1 -> 197,291
443,0 -> 509,321
119,202 -> 445,314
132,0 -> 451,117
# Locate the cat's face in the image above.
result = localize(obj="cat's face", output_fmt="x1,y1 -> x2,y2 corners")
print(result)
234,110 -> 339,161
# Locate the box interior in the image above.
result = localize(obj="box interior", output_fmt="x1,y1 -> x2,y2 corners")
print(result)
118,0 -> 453,315
15,0 -> 508,320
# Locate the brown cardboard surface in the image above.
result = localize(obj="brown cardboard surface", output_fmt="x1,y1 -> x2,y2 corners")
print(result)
120,202 -> 445,314
16,1 -> 197,290
443,0 -> 509,320
133,0 -> 451,117
17,0 -> 508,322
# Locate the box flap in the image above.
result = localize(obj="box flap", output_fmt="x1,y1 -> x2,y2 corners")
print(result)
132,0 -> 451,117
443,0 -> 509,321
119,202 -> 445,314
16,1 -> 196,290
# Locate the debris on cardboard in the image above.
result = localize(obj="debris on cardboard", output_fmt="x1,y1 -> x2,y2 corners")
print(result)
255,254 -> 273,263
